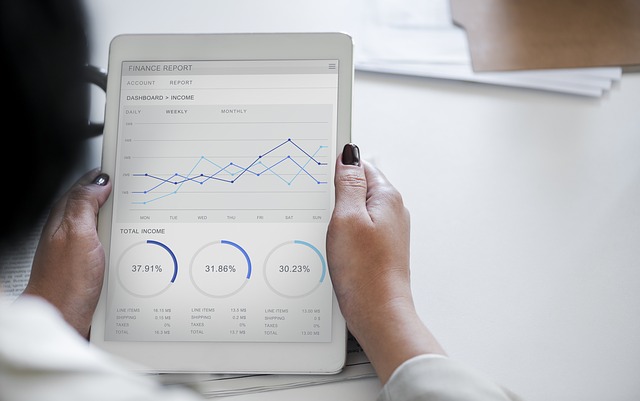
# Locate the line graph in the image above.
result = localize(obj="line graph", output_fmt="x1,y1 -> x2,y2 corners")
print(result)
113,104 -> 335,222
132,138 -> 328,205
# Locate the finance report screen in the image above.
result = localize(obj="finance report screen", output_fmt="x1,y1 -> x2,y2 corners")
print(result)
104,60 -> 339,342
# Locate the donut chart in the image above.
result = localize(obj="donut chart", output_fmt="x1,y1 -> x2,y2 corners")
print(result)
189,240 -> 252,298
116,238 -> 328,299
263,240 -> 326,298
116,240 -> 178,298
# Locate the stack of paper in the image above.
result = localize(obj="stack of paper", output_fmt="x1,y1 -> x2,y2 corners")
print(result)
355,0 -> 623,97
156,335 -> 376,398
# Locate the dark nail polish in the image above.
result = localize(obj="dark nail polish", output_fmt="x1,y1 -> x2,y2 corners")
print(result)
342,143 -> 360,166
94,173 -> 109,186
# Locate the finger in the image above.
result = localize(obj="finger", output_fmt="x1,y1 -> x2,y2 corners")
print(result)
63,171 -> 112,230
362,160 -> 390,195
362,160 -> 408,223
42,169 -> 112,236
333,144 -> 369,220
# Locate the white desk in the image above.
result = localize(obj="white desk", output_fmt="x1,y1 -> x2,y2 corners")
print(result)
83,1 -> 640,400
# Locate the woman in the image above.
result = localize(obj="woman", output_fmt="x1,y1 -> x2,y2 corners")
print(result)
0,0 -> 520,400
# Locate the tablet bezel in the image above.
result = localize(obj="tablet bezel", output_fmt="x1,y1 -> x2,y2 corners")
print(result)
90,32 -> 353,374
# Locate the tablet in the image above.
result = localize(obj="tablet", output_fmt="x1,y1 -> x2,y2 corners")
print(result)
90,33 -> 353,374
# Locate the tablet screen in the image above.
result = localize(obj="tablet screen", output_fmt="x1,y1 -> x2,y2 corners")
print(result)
104,59 -> 339,343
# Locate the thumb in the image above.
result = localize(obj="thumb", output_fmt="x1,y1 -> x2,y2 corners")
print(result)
42,169 -> 112,236
333,143 -> 369,220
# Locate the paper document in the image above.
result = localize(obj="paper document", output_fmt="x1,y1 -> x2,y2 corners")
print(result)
355,0 -> 622,97
157,334 -> 376,398
0,218 -> 43,300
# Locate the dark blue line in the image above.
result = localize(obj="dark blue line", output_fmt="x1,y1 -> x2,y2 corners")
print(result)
289,158 -> 322,184
135,139 -> 327,201
230,158 -> 260,182
260,140 -> 290,156
147,240 -> 178,283
289,140 -> 322,164
200,164 -> 234,184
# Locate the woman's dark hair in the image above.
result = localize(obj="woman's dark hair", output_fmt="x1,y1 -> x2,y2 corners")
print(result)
0,0 -> 89,245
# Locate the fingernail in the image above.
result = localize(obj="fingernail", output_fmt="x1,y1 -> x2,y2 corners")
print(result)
93,173 -> 109,186
342,143 -> 360,166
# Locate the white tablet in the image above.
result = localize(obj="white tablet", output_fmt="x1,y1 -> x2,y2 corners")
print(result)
90,33 -> 353,374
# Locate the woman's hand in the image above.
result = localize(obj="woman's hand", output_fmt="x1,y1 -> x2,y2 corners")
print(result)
327,144 -> 445,383
327,145 -> 412,330
22,169 -> 112,340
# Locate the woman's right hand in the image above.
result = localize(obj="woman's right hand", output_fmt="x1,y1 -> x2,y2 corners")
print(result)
327,144 -> 445,384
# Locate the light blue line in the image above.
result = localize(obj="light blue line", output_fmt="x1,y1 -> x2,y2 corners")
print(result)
133,139 -> 328,204
258,161 -> 291,185
294,240 -> 326,282
290,146 -> 323,184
